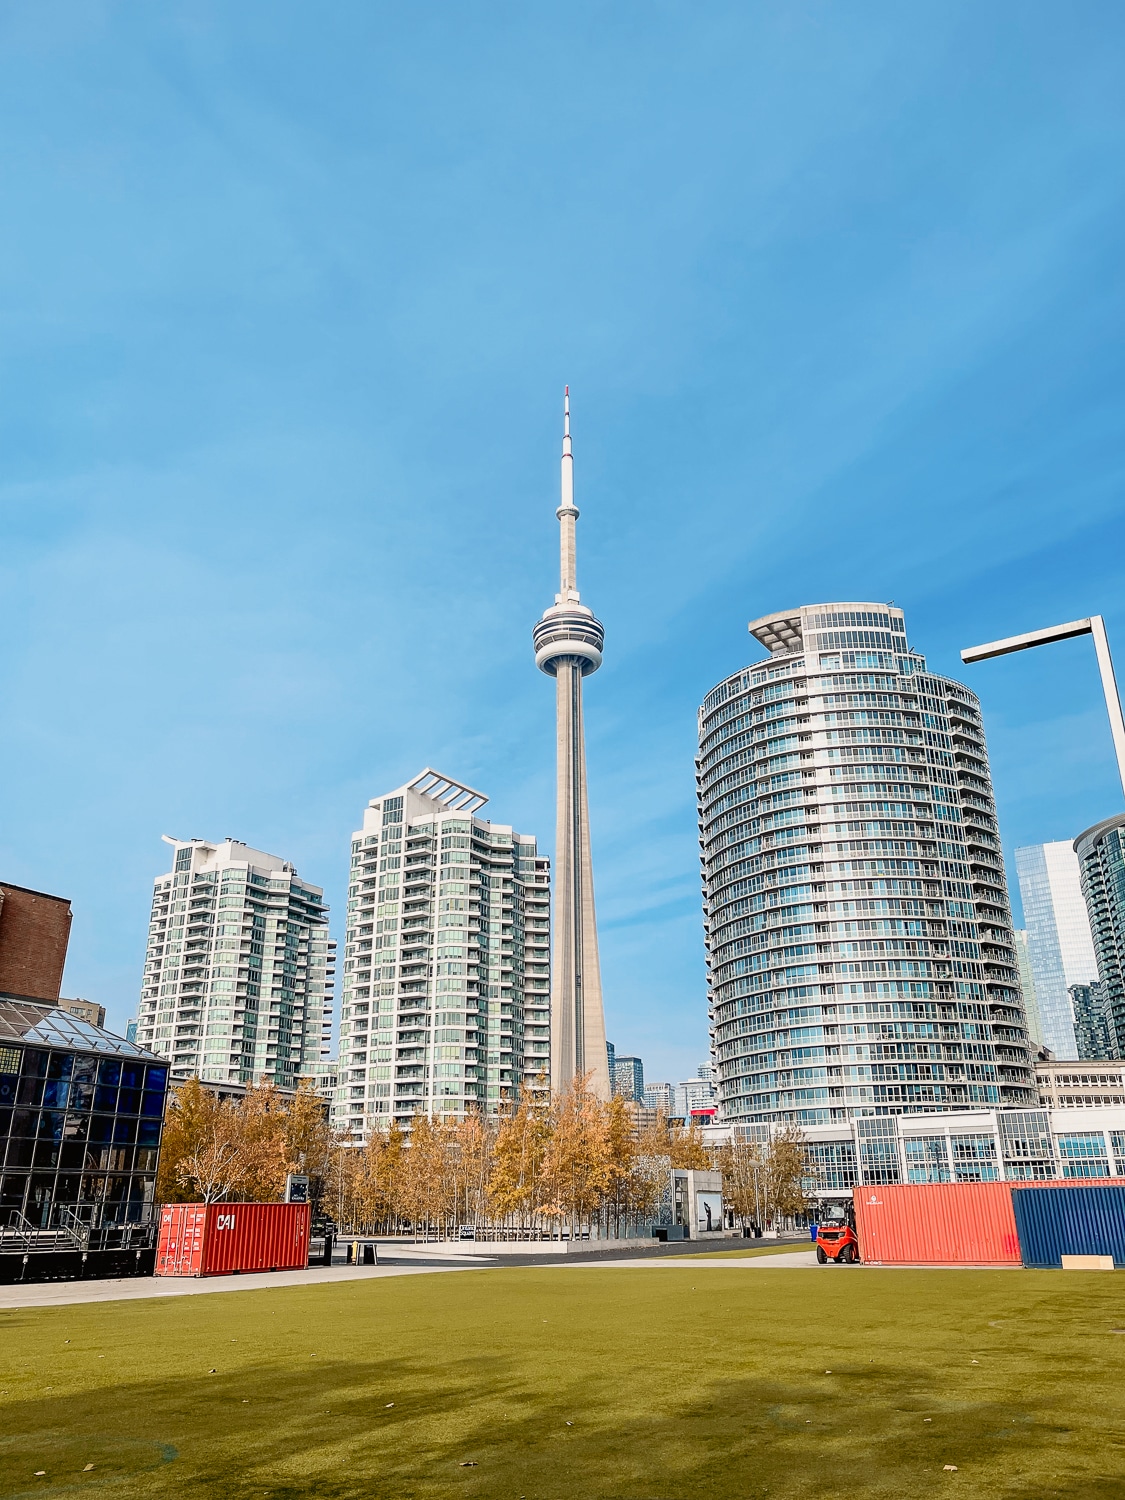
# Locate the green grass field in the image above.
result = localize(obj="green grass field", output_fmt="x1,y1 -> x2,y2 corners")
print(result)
2,1264 -> 1124,1500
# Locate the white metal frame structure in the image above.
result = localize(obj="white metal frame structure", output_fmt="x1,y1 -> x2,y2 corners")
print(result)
962,616 -> 1125,800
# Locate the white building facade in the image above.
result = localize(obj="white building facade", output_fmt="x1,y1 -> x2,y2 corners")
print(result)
136,838 -> 334,1086
704,1106 -> 1125,1200
698,602 -> 1036,1127
335,770 -> 550,1139
1015,840 -> 1099,1058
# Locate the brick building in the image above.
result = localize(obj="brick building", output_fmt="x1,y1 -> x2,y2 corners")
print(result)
0,883 -> 73,1003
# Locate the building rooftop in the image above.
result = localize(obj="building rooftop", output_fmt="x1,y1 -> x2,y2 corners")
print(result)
0,993 -> 168,1061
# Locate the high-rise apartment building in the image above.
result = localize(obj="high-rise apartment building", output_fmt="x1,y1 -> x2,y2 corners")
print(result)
643,1081 -> 674,1113
533,391 -> 611,1098
1069,983 -> 1114,1060
1015,841 -> 1099,1058
136,838 -> 334,1086
613,1055 -> 644,1101
1075,814 -> 1125,1058
698,602 -> 1036,1126
673,1075 -> 717,1121
1012,930 -> 1045,1050
335,769 -> 550,1138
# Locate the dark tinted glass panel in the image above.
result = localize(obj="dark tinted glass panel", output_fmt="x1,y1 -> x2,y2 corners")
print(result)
69,1082 -> 93,1111
38,1111 -> 65,1141
46,1053 -> 73,1081
137,1120 -> 161,1147
33,1140 -> 60,1169
0,1107 -> 10,1139
72,1056 -> 97,1085
27,1175 -> 55,1222
17,1078 -> 44,1107
113,1117 -> 137,1144
4,1139 -> 33,1169
62,1113 -> 89,1141
41,1080 -> 69,1109
134,1148 -> 159,1172
93,1086 -> 118,1112
140,1092 -> 164,1118
0,1175 -> 27,1210
53,1174 -> 81,1202
0,1076 -> 17,1106
144,1066 -> 168,1090
22,1051 -> 48,1078
10,1109 -> 35,1137
87,1115 -> 114,1144
120,1063 -> 144,1089
59,1142 -> 86,1170
97,1060 -> 121,1086
117,1089 -> 141,1115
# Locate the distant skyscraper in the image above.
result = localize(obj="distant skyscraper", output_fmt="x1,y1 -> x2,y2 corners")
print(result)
1075,814 -> 1125,1058
136,838 -> 334,1086
643,1081 -> 674,1113
533,390 -> 610,1099
1012,930 -> 1045,1050
699,602 -> 1035,1126
1015,841 -> 1099,1058
673,1075 -> 716,1120
613,1055 -> 644,1101
335,770 -> 550,1137
605,1039 -> 616,1087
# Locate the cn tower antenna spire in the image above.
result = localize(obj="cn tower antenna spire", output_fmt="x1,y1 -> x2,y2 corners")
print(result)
558,386 -> 578,601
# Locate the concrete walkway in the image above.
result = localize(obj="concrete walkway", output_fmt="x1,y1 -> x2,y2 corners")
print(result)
0,1261 -> 475,1310
0,1246 -> 911,1309
559,1250 -> 821,1270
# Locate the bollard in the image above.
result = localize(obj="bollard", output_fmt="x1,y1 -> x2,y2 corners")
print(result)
321,1232 -> 333,1267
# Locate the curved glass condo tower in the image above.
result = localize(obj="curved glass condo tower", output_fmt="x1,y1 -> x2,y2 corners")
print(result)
697,603 -> 1035,1125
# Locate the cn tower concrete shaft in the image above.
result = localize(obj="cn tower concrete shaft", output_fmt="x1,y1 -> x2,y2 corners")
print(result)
531,391 -> 610,1099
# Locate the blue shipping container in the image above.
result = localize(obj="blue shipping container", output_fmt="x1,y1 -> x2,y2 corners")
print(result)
1012,1186 -> 1125,1268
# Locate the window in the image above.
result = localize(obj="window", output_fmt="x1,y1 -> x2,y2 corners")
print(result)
951,1134 -> 998,1182
904,1135 -> 950,1184
1056,1133 -> 1110,1177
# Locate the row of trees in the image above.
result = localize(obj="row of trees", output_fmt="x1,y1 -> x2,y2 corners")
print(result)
155,1077 -> 333,1205
157,1075 -> 813,1236
329,1085 -> 712,1238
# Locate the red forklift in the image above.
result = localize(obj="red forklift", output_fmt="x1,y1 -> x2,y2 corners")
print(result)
814,1201 -> 860,1264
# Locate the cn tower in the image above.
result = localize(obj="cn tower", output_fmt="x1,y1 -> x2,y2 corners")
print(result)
532,390 -> 611,1099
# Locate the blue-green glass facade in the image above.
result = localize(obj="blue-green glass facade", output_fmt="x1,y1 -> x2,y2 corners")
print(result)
698,602 -> 1036,1126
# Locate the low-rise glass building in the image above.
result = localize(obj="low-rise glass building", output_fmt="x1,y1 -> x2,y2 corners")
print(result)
0,994 -> 169,1230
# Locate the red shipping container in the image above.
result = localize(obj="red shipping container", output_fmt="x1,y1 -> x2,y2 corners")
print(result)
155,1202 -> 311,1277
853,1182 -> 1021,1266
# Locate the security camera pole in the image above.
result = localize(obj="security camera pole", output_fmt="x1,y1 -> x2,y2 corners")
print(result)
961,616 -> 1125,801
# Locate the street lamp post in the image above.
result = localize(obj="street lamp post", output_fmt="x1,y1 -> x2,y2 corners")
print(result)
960,616 -> 1125,801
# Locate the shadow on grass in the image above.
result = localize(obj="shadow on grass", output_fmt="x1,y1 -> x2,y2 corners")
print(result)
0,1350 -> 1109,1500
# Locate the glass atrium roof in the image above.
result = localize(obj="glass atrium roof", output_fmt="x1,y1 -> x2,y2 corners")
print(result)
0,994 -> 168,1061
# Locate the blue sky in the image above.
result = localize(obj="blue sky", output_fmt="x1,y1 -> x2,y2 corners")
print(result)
2,3 -> 1124,1081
